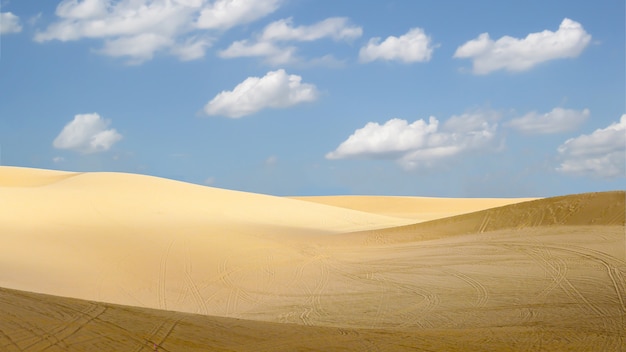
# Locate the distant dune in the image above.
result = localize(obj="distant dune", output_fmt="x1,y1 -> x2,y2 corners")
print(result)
292,195 -> 538,221
0,166 -> 624,351
338,191 -> 625,245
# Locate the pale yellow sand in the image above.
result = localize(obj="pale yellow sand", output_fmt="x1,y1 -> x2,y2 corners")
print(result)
0,166 -> 624,351
292,195 -> 538,221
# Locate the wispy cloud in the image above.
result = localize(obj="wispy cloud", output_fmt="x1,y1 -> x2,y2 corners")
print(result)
196,0 -> 281,30
204,69 -> 318,118
359,27 -> 435,63
454,18 -> 591,74
53,113 -> 122,154
556,115 -> 626,178
327,110 -> 500,169
260,17 -> 362,42
508,108 -> 590,134
219,16 -> 361,65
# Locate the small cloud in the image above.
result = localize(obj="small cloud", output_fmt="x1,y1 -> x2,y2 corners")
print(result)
196,0 -> 281,30
0,12 -> 22,34
219,16 -> 361,65
53,113 -> 122,154
204,69 -> 318,118
359,27 -> 435,63
170,35 -> 213,61
264,155 -> 278,166
327,110 -> 500,169
219,39 -> 298,65
28,12 -> 42,26
52,156 -> 65,163
204,177 -> 216,185
260,17 -> 362,42
99,33 -> 173,65
454,18 -> 591,74
508,108 -> 590,134
556,114 -> 626,178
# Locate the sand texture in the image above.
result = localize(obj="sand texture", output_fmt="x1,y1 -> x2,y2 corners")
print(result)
0,166 -> 624,351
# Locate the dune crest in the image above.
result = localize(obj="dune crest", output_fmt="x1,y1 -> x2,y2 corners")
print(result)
0,166 -> 78,187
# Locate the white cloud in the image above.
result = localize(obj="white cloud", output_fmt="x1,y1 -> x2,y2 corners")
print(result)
326,111 -> 499,169
0,12 -> 22,34
454,18 -> 591,74
204,69 -> 318,118
219,40 -> 297,65
170,35 -> 213,61
56,0 -> 108,19
196,0 -> 280,30
220,17 -> 361,65
557,115 -> 626,178
359,28 -> 435,63
260,17 -> 362,42
508,108 -> 590,134
100,33 -> 173,64
53,113 -> 123,154
52,156 -> 65,163
33,0 -> 277,63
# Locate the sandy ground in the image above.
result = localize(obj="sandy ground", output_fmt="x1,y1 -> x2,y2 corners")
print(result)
0,166 -> 624,351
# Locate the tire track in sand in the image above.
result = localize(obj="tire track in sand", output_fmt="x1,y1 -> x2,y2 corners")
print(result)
218,255 -> 260,316
183,243 -> 209,315
135,318 -> 179,352
437,267 -> 489,308
158,240 -> 175,311
295,254 -> 330,326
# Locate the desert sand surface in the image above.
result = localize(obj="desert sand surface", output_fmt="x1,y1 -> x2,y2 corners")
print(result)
0,166 -> 624,351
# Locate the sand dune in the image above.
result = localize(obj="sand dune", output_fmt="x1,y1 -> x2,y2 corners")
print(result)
0,166 -> 624,351
337,191 -> 626,245
292,195 -> 538,221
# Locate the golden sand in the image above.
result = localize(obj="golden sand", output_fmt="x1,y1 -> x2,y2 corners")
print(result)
0,166 -> 623,351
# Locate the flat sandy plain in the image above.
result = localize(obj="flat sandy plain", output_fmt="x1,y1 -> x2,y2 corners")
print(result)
0,166 -> 624,351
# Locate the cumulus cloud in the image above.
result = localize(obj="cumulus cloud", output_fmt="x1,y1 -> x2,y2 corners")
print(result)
33,0 -> 279,63
326,111 -> 499,169
204,69 -> 318,118
53,113 -> 123,154
454,18 -> 591,74
1,12 -> 22,34
556,115 -> 626,178
359,28 -> 435,63
219,17 -> 361,65
508,108 -> 590,134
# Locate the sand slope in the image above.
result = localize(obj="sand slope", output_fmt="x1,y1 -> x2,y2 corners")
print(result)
0,167 -> 624,351
0,166 -> 414,313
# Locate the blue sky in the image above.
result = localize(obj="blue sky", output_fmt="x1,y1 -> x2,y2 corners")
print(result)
0,0 -> 624,197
